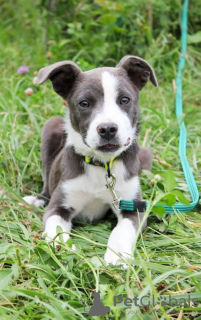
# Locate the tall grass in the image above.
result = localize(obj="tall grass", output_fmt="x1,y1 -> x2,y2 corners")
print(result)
0,0 -> 201,319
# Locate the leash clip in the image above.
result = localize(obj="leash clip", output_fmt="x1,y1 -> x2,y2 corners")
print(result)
105,174 -> 121,211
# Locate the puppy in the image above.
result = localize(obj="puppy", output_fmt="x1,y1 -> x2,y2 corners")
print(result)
23,55 -> 157,265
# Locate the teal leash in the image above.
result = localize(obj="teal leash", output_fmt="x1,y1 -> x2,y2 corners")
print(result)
119,0 -> 199,213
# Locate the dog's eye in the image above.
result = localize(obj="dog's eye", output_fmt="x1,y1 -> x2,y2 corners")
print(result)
120,97 -> 130,105
79,100 -> 90,108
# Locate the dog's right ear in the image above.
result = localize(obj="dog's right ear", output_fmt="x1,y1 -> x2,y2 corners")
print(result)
37,61 -> 82,99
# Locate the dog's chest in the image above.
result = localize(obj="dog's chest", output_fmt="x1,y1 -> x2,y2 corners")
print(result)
61,161 -> 140,221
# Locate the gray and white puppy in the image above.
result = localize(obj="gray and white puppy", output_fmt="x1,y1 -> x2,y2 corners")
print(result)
23,55 -> 157,265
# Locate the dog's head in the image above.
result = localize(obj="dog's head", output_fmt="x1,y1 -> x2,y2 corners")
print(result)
38,56 -> 157,162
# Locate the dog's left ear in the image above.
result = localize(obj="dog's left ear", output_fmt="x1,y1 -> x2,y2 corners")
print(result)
117,55 -> 158,90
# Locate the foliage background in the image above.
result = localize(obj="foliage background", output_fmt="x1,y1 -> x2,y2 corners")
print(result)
0,0 -> 201,319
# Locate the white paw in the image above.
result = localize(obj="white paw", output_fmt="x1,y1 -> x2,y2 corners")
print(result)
44,230 -> 69,244
45,233 -> 76,250
44,215 -> 76,250
20,196 -> 45,208
104,247 -> 132,268
104,218 -> 136,267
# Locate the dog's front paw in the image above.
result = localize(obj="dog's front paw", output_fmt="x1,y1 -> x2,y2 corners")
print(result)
44,230 -> 69,244
44,232 -> 76,250
20,196 -> 45,208
44,215 -> 76,250
104,247 -> 132,268
104,218 -> 136,267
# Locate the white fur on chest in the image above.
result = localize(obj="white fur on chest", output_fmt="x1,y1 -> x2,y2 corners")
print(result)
61,160 -> 140,221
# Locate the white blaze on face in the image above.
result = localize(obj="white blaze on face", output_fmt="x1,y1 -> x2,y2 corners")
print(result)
85,71 -> 136,154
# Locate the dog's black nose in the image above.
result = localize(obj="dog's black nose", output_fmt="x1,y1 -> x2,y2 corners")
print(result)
97,123 -> 118,140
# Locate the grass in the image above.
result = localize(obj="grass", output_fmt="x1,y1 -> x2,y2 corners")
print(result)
0,1 -> 201,319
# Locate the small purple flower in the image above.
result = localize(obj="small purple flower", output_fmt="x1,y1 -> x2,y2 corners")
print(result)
17,65 -> 29,74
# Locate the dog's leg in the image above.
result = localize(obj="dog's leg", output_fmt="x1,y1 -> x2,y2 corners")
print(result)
22,116 -> 66,207
104,211 -> 146,266
44,213 -> 72,245
42,186 -> 75,248
40,116 -> 66,202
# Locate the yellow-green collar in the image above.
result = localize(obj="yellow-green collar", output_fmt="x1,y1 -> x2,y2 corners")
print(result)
84,156 -> 115,177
